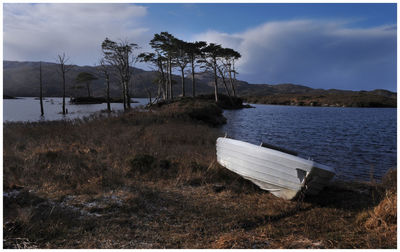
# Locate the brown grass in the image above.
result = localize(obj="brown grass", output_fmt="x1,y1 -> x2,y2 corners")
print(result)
3,99 -> 397,248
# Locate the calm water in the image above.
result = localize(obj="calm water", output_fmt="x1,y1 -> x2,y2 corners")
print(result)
223,104 -> 397,181
4,98 -> 397,181
3,97 -> 149,122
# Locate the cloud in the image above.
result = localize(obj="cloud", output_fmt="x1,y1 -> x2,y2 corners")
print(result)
4,3 -> 151,65
193,20 -> 396,91
4,5 -> 396,91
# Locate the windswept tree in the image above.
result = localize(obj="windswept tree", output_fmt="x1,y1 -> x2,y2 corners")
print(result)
220,48 -> 241,97
186,41 -> 207,97
150,32 -> 176,99
142,32 -> 238,101
173,38 -> 190,97
57,53 -> 73,115
137,52 -> 167,100
98,59 -> 112,112
215,48 -> 242,98
215,55 -> 232,98
200,43 -> 223,102
75,72 -> 98,97
102,38 -> 139,110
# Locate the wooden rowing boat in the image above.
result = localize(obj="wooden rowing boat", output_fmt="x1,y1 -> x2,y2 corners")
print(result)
216,137 -> 336,200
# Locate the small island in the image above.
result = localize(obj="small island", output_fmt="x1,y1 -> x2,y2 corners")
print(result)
69,96 -> 139,104
4,95 -> 17,99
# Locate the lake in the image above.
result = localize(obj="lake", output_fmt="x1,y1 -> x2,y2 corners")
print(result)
222,104 -> 397,181
3,97 -> 149,122
3,98 -> 396,181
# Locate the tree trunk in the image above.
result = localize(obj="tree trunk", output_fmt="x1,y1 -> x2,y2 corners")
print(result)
233,61 -> 236,80
121,81 -> 127,110
229,69 -> 236,97
180,67 -> 185,97
39,61 -> 44,116
231,61 -> 237,97
168,57 -> 173,100
126,79 -> 131,109
157,81 -> 162,99
166,60 -> 170,99
106,74 -> 111,112
213,61 -> 218,102
159,64 -> 167,100
86,82 -> 91,97
191,61 -> 196,97
146,88 -> 152,104
62,71 -> 66,115
217,66 -> 231,97
126,49 -> 131,109
165,72 -> 169,100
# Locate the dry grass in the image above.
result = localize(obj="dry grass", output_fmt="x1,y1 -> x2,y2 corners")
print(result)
3,99 -> 397,248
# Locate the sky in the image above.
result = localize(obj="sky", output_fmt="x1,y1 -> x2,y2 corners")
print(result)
3,3 -> 397,91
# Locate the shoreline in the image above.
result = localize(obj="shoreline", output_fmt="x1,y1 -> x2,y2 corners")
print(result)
243,93 -> 397,108
3,98 -> 396,249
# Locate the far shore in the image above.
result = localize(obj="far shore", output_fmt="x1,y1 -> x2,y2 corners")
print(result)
243,93 -> 396,108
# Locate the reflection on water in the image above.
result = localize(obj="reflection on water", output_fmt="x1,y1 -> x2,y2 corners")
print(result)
3,97 -> 149,122
222,104 -> 396,181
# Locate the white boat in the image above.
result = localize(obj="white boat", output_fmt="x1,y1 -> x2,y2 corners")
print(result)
216,137 -> 336,200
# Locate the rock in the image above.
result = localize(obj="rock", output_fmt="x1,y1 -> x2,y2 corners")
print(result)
212,184 -> 226,193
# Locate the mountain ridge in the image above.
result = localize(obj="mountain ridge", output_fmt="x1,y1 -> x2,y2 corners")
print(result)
3,61 -> 396,107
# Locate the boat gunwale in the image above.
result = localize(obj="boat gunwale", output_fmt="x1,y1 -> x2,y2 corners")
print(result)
218,138 -> 314,168
217,137 -> 335,173
217,145 -> 336,180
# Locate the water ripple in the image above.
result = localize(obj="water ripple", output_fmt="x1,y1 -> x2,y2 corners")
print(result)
222,104 -> 397,181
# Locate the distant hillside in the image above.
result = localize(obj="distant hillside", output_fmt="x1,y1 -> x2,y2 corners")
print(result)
243,92 -> 396,108
3,60 -> 235,98
3,61 -> 397,107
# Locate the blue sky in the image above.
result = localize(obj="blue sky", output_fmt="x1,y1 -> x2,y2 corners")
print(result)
3,3 -> 397,91
143,3 -> 396,34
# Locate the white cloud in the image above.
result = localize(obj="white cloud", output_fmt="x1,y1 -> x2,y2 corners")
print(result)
193,20 -> 396,91
4,3 -> 151,65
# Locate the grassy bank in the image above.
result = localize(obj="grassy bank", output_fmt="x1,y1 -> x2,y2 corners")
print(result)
3,98 -> 396,248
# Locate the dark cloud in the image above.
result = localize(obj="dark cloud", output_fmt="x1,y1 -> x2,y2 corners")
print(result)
195,20 -> 396,91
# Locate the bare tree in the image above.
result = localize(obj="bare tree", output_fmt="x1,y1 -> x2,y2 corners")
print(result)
137,52 -> 167,100
98,59 -> 112,112
39,61 -> 44,116
102,38 -> 139,110
57,53 -> 73,115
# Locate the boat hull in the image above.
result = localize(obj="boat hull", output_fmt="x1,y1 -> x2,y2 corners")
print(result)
216,137 -> 335,200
